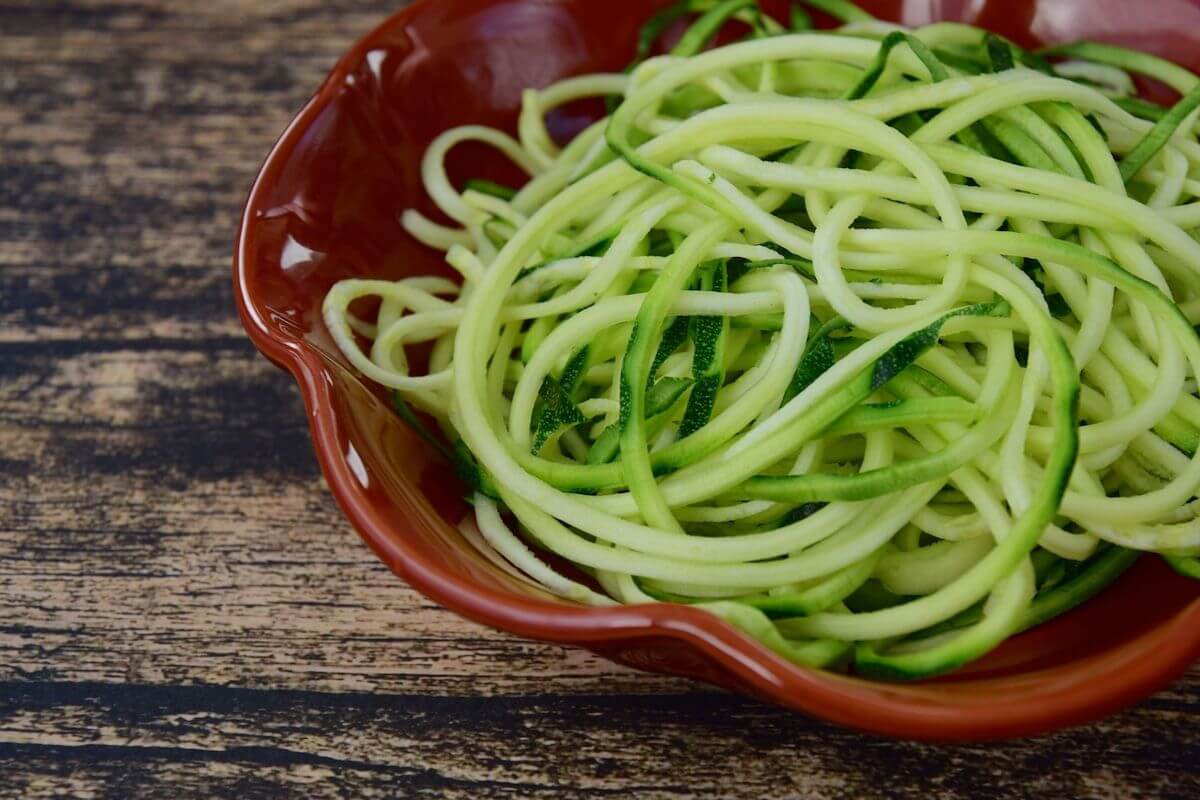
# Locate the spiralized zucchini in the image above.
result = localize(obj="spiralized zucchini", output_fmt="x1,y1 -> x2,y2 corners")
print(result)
323,0 -> 1200,679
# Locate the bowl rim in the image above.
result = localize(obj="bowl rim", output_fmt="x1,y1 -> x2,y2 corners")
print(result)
233,0 -> 1200,741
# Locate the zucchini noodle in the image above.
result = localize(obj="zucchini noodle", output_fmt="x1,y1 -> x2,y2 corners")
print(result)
322,0 -> 1200,679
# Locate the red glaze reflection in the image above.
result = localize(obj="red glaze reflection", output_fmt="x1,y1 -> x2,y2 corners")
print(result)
235,0 -> 1200,740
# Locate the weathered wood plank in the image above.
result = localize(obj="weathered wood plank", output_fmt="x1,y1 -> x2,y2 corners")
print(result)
3,343 -> 1195,702
0,0 -> 380,344
0,344 -> 687,696
1,681 -> 1198,800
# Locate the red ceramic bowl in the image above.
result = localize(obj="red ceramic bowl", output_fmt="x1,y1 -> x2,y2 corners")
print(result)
235,0 -> 1200,740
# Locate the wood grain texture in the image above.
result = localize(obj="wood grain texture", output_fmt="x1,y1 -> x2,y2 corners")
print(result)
0,1 -> 1197,797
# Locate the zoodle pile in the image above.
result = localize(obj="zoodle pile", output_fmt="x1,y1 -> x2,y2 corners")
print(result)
324,0 -> 1200,678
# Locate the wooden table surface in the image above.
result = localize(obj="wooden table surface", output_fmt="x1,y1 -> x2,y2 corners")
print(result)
2,1 -> 1198,797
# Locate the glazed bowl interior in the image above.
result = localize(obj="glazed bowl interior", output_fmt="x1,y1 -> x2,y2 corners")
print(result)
235,0 -> 1200,740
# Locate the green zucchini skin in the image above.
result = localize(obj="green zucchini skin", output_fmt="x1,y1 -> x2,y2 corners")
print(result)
679,261 -> 730,438
1165,554 -> 1200,580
